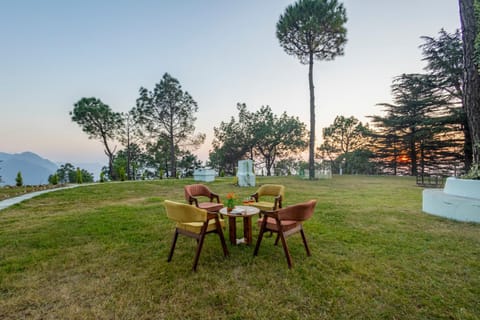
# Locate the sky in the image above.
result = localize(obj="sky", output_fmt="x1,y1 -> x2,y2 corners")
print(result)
0,0 -> 461,166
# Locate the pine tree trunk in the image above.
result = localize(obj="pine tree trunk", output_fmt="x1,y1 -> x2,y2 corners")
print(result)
308,53 -> 316,180
459,0 -> 480,163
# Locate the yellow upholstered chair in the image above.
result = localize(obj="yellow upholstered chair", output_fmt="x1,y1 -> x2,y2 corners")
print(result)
164,200 -> 229,271
250,184 -> 285,212
253,200 -> 317,268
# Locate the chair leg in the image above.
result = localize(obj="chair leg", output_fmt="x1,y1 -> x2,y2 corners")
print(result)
215,216 -> 229,257
168,230 -> 179,262
274,233 -> 280,246
278,228 -> 293,269
192,224 -> 208,271
253,218 -> 267,256
300,228 -> 311,257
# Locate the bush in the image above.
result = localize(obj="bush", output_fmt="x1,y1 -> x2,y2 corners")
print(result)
15,171 -> 23,187
49,173 -> 59,185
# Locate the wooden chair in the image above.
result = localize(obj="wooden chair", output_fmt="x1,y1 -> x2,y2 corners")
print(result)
184,184 -> 224,213
249,184 -> 285,212
164,200 -> 229,271
253,200 -> 317,268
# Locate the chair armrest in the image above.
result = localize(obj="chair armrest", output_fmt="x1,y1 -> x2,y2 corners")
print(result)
188,196 -> 199,207
251,193 -> 259,202
262,210 -> 279,219
209,192 -> 221,203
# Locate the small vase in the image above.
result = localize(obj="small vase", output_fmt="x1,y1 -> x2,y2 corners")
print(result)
227,207 -> 233,213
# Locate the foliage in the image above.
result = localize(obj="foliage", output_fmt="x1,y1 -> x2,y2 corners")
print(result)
53,163 -> 93,184
70,97 -> 123,180
420,29 -> 472,170
118,109 -> 145,180
211,104 -> 308,176
177,151 -> 202,177
48,173 -> 59,185
75,168 -> 83,184
136,73 -> 205,178
99,171 -> 106,183
317,115 -> 371,173
251,106 -> 308,176
371,73 -> 460,176
0,176 -> 479,319
15,171 -> 23,187
210,103 -> 253,174
276,0 -> 347,179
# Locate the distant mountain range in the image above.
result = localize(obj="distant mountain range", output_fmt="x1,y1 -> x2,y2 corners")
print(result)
0,152 -> 103,186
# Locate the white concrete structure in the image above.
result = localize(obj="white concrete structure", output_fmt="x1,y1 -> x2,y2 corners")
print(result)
423,177 -> 480,223
193,168 -> 216,182
237,160 -> 255,187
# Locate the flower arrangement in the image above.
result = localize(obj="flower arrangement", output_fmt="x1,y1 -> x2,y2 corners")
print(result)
226,192 -> 236,211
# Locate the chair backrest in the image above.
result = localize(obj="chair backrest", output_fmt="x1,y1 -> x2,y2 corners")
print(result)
277,200 -> 317,221
184,184 -> 212,201
256,184 -> 285,199
164,200 -> 207,223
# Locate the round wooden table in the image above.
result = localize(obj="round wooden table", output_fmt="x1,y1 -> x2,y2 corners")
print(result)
219,205 -> 260,245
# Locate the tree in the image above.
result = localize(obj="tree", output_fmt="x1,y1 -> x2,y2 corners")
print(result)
15,171 -> 23,187
54,163 -> 93,184
48,173 -> 59,185
276,0 -> 347,179
250,106 -> 308,176
317,115 -> 371,173
118,108 -> 144,180
76,168 -> 83,184
210,104 -> 254,174
459,0 -> 480,165
56,163 -> 76,183
211,104 -> 308,176
420,29 -> 472,169
373,74 -> 452,176
0,160 -> 2,183
70,97 -> 123,180
136,73 -> 205,178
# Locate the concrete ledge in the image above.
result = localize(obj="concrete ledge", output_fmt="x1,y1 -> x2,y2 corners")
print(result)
423,188 -> 480,223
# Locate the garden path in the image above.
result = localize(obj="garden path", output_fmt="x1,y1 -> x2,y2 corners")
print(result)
0,185 -> 81,211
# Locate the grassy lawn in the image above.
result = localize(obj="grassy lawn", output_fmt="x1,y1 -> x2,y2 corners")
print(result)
0,176 -> 478,319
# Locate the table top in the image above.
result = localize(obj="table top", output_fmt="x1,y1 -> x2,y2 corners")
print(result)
219,205 -> 260,217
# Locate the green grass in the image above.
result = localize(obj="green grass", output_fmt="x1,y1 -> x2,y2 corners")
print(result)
0,176 -> 478,319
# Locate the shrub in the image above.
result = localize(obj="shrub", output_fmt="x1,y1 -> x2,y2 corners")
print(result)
15,171 -> 23,187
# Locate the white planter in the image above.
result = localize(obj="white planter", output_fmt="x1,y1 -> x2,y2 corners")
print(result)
423,177 -> 480,223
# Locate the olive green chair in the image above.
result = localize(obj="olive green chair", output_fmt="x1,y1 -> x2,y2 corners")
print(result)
164,200 -> 229,271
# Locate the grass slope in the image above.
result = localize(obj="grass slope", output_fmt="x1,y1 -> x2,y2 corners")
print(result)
0,176 -> 478,319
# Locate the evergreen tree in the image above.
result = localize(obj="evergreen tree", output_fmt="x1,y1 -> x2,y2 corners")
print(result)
15,171 -> 23,187
136,73 -> 205,178
276,0 -> 347,179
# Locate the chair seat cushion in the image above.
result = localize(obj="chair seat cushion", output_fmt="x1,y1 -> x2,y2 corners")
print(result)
198,202 -> 224,212
250,201 -> 275,212
178,218 -> 225,233
257,217 -> 298,232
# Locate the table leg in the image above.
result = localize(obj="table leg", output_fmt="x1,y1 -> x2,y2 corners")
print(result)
228,216 -> 237,245
243,216 -> 252,245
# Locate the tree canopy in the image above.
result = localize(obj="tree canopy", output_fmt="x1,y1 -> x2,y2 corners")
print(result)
70,97 -> 123,180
